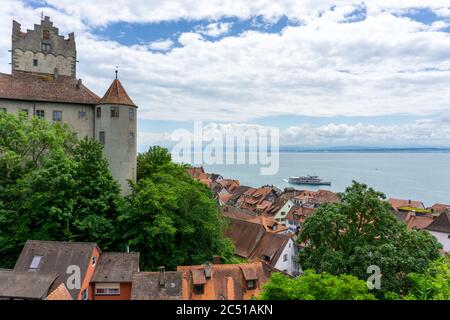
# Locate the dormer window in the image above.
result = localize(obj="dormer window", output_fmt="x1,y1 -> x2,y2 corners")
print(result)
29,255 -> 42,270
92,256 -> 97,267
41,43 -> 51,52
246,280 -> 256,290
193,284 -> 204,294
262,255 -> 271,261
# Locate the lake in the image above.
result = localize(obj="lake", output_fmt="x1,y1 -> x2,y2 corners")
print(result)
200,152 -> 450,207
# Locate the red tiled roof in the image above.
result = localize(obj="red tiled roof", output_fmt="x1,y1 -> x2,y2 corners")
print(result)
98,79 -> 137,107
0,71 -> 99,105
405,214 -> 433,230
429,203 -> 450,215
388,198 -> 425,211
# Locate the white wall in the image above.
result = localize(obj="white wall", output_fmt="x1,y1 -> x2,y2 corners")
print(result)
274,200 -> 294,225
274,238 -> 300,276
429,231 -> 450,252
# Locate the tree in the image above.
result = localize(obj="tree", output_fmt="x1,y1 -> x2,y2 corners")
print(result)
299,181 -> 441,296
137,146 -> 172,181
259,271 -> 376,300
118,146 -> 235,270
404,257 -> 450,300
0,113 -> 123,267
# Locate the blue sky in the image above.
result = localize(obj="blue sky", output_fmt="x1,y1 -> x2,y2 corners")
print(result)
2,1 -> 450,151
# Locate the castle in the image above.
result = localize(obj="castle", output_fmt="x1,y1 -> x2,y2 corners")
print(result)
0,17 -> 137,195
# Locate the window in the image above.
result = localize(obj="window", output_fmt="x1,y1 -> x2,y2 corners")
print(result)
110,106 -> 119,118
41,42 -> 51,52
283,254 -> 288,262
81,289 -> 88,300
246,280 -> 256,290
92,256 -> 97,267
128,108 -> 134,120
20,109 -> 28,117
52,110 -> 62,122
193,284 -> 204,294
95,288 -> 120,295
35,109 -> 45,118
262,255 -> 271,261
33,59 -> 38,67
29,255 -> 42,270
128,131 -> 134,145
96,107 -> 101,118
43,30 -> 50,40
79,108 -> 86,119
99,131 -> 105,145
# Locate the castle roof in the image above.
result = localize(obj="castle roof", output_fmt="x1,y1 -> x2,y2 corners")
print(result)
98,79 -> 137,107
0,71 -> 99,105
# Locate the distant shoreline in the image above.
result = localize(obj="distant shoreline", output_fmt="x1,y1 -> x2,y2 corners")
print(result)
279,147 -> 450,153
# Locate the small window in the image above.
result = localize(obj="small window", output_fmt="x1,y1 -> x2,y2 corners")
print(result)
29,255 -> 42,270
247,280 -> 256,290
43,30 -> 50,40
128,108 -> 134,120
193,284 -> 204,294
262,255 -> 271,261
52,110 -> 62,122
283,254 -> 288,262
96,107 -> 101,118
33,59 -> 38,67
95,288 -> 120,296
35,109 -> 45,118
99,131 -> 105,145
79,108 -> 86,119
81,289 -> 88,300
92,256 -> 97,267
20,109 -> 29,117
128,132 -> 134,145
41,42 -> 51,52
110,106 -> 119,118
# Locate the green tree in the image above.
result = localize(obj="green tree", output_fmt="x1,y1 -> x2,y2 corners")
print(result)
137,145 -> 172,181
299,181 -> 441,296
118,146 -> 235,270
404,257 -> 450,300
0,113 -> 122,267
259,271 -> 376,300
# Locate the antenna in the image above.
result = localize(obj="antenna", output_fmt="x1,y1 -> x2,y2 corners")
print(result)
41,12 -> 44,20
115,66 -> 118,79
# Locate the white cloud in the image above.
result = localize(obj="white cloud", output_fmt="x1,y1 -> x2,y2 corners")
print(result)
148,39 -> 174,51
195,22 -> 233,37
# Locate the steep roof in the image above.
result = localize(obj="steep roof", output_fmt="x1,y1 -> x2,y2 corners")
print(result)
249,233 -> 290,268
13,240 -> 99,299
225,218 -> 265,258
131,271 -> 182,300
0,270 -> 57,299
91,252 -> 140,283
426,211 -> 450,233
0,71 -> 99,105
97,79 -> 137,107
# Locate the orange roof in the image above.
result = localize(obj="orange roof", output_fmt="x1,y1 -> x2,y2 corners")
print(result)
388,198 -> 425,211
429,203 -> 450,215
405,213 -> 433,230
46,283 -> 73,300
177,262 -> 272,300
98,79 -> 137,107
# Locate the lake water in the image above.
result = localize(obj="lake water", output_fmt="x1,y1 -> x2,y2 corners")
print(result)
200,152 -> 450,207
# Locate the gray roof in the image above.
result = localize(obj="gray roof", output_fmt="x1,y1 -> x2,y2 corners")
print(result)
131,272 -> 182,300
0,270 -> 56,299
13,240 -> 99,299
91,252 -> 140,283
426,211 -> 450,233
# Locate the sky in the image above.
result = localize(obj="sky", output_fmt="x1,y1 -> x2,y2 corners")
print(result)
2,0 -> 450,151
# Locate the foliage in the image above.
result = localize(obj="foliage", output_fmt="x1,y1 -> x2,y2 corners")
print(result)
259,270 -> 377,300
119,146 -> 235,270
299,181 -> 442,296
404,257 -> 450,300
0,113 -> 122,267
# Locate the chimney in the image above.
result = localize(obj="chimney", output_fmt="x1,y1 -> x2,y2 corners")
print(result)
76,79 -> 82,89
158,266 -> 165,287
204,263 -> 212,278
408,199 -> 411,205
212,255 -> 222,264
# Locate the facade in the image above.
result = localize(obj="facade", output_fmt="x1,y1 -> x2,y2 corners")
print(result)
425,210 -> 450,252
0,17 -> 137,195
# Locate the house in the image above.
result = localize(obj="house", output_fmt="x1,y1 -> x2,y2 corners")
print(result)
226,185 -> 251,206
286,206 -> 316,233
404,212 -> 434,231
388,198 -> 426,212
0,240 -> 101,300
90,252 -> 140,300
225,218 -> 300,275
272,199 -> 295,225
131,267 -> 182,300
237,186 -> 278,212
425,210 -> 450,252
177,261 -> 273,300
222,206 -> 288,234
292,190 -> 339,207
429,203 -> 450,215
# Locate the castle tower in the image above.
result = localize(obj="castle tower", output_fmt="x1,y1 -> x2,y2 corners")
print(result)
96,73 -> 137,195
11,16 -> 76,77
